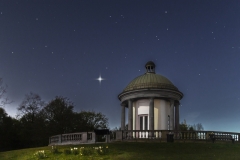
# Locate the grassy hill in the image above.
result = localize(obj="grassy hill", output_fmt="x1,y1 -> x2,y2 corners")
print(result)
0,141 -> 240,160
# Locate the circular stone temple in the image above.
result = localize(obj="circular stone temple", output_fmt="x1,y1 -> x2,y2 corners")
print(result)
118,61 -> 183,131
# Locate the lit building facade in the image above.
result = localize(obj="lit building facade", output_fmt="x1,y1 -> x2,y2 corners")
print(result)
118,61 -> 183,132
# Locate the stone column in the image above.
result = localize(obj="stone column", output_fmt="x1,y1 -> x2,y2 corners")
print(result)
128,100 -> 133,131
170,100 -> 174,130
149,98 -> 154,130
174,101 -> 180,131
149,98 -> 154,138
121,104 -> 125,130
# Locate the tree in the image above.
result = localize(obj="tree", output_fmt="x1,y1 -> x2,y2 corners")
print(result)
0,78 -> 10,107
0,107 -> 21,151
193,123 -> 204,131
73,111 -> 108,132
179,119 -> 189,131
17,92 -> 45,123
41,96 -> 75,135
0,107 -> 7,122
17,93 -> 45,148
180,119 -> 204,131
111,126 -> 121,131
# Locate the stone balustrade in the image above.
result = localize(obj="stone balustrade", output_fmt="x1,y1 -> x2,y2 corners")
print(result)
49,130 -> 240,145
49,132 -> 95,145
114,130 -> 240,142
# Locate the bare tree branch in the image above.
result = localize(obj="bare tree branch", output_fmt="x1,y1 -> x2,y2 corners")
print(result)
17,92 -> 45,121
0,78 -> 11,107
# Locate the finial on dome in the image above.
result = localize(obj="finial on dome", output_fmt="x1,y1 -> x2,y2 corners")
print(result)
145,61 -> 155,73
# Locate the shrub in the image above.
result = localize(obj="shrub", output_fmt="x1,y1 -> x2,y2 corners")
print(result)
95,146 -> 109,155
64,148 -> 71,155
34,150 -> 47,159
51,146 -> 59,154
61,146 -> 109,157
80,147 -> 94,156
71,147 -> 80,155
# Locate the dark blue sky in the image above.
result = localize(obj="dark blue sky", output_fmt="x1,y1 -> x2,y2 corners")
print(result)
1,0 -> 240,132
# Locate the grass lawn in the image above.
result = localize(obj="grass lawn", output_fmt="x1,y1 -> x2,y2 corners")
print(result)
0,141 -> 240,160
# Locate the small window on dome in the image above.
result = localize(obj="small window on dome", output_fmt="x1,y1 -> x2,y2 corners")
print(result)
145,61 -> 155,73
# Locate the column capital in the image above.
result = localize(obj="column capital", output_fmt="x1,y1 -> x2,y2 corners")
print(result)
128,99 -> 133,102
169,99 -> 175,106
149,97 -> 154,105
128,99 -> 133,107
121,103 -> 127,107
174,100 -> 180,106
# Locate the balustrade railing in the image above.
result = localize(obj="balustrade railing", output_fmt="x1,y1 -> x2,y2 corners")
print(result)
49,132 -> 95,145
49,130 -> 240,145
114,130 -> 240,142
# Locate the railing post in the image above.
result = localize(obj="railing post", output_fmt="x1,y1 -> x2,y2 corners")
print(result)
59,134 -> 62,144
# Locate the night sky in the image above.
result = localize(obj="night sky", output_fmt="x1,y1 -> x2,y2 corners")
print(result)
1,0 -> 240,132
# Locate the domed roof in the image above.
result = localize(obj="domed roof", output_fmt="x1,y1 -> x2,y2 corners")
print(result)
145,61 -> 155,68
123,73 -> 178,92
122,61 -> 179,93
118,61 -> 183,102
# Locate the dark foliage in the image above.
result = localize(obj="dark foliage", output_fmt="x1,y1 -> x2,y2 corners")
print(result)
0,95 -> 109,151
180,119 -> 204,131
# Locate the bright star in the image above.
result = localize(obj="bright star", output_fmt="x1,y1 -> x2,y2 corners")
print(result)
96,74 -> 105,84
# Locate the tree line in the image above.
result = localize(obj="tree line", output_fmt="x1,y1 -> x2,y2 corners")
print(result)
179,119 -> 204,131
0,92 -> 108,151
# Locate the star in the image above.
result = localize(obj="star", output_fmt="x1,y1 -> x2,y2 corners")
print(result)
96,74 -> 105,84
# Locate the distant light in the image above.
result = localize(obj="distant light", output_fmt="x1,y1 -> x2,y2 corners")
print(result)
96,74 -> 105,84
